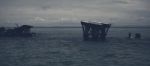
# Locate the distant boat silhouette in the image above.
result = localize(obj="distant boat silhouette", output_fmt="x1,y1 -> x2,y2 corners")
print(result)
0,25 -> 35,37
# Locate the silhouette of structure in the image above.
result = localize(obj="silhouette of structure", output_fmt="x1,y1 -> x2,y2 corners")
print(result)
128,32 -> 132,39
81,21 -> 111,41
135,33 -> 141,39
0,27 -> 5,36
0,25 -> 34,37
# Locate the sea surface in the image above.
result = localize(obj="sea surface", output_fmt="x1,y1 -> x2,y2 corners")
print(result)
0,27 -> 150,66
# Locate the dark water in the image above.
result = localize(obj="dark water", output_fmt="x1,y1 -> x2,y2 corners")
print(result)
32,27 -> 150,38
0,28 -> 150,66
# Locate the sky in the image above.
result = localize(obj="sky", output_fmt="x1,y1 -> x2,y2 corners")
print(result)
0,0 -> 150,27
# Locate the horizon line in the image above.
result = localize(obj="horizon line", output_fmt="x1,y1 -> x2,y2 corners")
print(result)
3,26 -> 150,28
34,26 -> 150,28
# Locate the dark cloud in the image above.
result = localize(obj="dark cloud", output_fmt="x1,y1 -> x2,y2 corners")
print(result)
112,0 -> 128,4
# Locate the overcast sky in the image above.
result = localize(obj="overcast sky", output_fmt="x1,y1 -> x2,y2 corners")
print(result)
0,0 -> 150,27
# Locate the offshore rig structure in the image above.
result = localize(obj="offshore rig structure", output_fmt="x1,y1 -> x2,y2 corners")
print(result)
81,21 -> 111,41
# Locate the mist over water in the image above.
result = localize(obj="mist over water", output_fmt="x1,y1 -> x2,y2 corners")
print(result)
0,0 -> 150,65
31,27 -> 150,39
0,27 -> 150,66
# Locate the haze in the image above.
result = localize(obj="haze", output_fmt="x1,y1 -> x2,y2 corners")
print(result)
0,0 -> 150,27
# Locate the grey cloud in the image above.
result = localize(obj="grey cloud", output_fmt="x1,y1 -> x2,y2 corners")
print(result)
112,0 -> 128,4
0,0 -> 150,26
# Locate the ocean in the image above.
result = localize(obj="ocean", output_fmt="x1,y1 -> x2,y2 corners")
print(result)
0,27 -> 150,66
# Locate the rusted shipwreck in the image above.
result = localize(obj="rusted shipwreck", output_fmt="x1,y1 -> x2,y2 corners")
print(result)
0,25 -> 35,37
81,21 -> 111,41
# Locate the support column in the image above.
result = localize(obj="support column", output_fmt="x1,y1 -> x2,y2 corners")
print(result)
81,22 -> 90,40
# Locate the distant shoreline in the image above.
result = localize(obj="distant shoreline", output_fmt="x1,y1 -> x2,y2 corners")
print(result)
33,26 -> 150,28
3,26 -> 150,28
